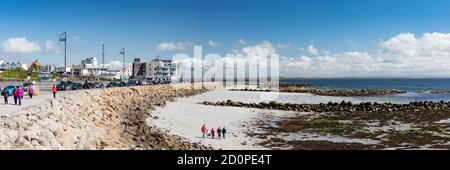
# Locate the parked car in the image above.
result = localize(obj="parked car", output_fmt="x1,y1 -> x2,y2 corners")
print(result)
57,81 -> 73,91
106,82 -> 118,88
118,81 -> 127,87
71,83 -> 83,90
94,82 -> 104,88
82,82 -> 95,89
127,80 -> 138,87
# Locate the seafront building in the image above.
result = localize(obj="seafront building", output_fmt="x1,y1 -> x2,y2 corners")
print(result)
0,60 -> 29,71
132,58 -> 179,82
70,57 -> 129,80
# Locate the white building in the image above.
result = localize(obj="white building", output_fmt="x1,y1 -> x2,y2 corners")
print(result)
55,65 -> 72,73
19,63 -> 29,71
0,61 -> 28,70
145,59 -> 179,82
41,64 -> 55,73
72,57 -> 109,77
72,57 -> 131,80
81,57 -> 98,66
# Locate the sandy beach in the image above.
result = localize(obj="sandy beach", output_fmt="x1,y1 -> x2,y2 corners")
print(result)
150,89 -> 450,150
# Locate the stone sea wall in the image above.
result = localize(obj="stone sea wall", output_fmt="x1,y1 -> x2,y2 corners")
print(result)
0,83 -> 220,150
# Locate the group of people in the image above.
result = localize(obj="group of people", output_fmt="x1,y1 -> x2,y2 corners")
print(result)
1,86 -> 28,106
0,84 -> 59,106
201,124 -> 227,139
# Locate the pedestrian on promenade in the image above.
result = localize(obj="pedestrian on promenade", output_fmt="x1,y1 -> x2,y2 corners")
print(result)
13,86 -> 18,105
52,84 -> 57,99
28,85 -> 34,99
1,87 -> 9,104
18,87 -> 24,106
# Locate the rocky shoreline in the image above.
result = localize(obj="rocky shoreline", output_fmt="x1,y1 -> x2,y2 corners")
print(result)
229,83 -> 406,96
202,100 -> 450,118
0,83 -> 219,150
202,99 -> 450,149
283,89 -> 406,96
416,90 -> 450,94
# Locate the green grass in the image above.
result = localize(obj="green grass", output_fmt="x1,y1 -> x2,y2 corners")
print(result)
0,70 -> 58,81
302,119 -> 358,133
303,119 -> 337,127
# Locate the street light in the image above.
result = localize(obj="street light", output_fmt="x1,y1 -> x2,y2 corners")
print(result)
120,48 -> 125,81
59,32 -> 67,74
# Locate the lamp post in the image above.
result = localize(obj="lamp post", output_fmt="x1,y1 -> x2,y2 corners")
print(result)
120,48 -> 126,81
59,32 -> 67,74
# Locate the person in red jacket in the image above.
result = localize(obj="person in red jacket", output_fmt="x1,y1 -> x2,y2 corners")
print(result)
12,86 -> 18,105
52,84 -> 57,99
201,124 -> 207,139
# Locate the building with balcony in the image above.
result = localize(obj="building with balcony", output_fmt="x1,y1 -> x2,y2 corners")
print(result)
146,59 -> 178,82
131,58 -> 179,82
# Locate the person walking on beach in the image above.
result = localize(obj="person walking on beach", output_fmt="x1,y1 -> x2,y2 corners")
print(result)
52,84 -> 57,99
17,87 -> 24,106
201,124 -> 207,139
28,85 -> 34,99
222,127 -> 227,139
13,86 -> 18,105
217,127 -> 222,138
1,87 -> 9,105
211,128 -> 216,139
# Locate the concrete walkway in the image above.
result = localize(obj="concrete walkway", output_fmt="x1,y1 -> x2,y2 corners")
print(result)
0,91 -> 69,117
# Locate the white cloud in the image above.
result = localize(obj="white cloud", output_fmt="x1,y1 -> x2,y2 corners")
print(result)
238,38 -> 247,45
44,40 -> 60,53
0,37 -> 62,55
307,45 -> 319,55
380,33 -> 419,56
281,32 -> 450,77
380,32 -> 450,56
241,41 -> 276,60
109,60 -> 131,70
73,36 -> 81,41
277,43 -> 291,49
156,41 -> 194,51
208,40 -> 221,47
1,37 -> 41,54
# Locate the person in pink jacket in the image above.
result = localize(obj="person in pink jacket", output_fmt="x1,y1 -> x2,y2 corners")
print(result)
17,87 -> 24,106
28,85 -> 34,99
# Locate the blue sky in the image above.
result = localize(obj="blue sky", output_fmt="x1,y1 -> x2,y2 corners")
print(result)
2,0 -> 450,77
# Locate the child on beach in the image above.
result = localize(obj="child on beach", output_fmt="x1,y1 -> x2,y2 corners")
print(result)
201,124 -> 207,139
217,127 -> 222,138
211,128 -> 215,139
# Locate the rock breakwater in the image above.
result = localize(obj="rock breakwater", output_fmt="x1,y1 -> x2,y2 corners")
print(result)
202,100 -> 450,122
230,85 -> 405,96
0,84 -> 218,150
